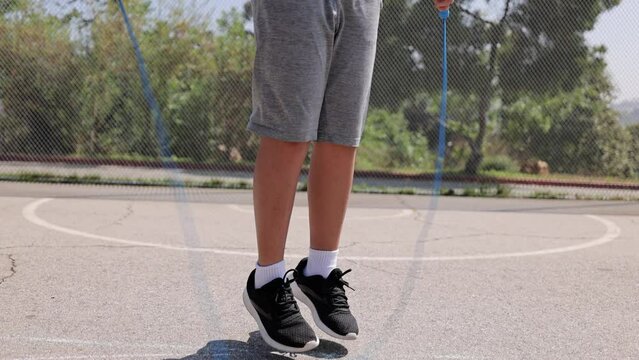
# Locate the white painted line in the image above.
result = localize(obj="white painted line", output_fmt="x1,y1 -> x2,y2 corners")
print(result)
23,198 -> 620,262
341,215 -> 621,261
0,336 -> 193,349
8,355 -> 179,360
227,204 -> 413,220
22,198 -> 260,257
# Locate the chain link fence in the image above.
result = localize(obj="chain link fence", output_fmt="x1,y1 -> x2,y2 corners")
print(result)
1,0 -> 638,199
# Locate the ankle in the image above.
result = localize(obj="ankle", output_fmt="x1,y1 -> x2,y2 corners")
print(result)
255,260 -> 286,289
304,248 -> 339,278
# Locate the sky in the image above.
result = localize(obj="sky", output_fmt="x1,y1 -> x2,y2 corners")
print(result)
583,0 -> 639,103
206,0 -> 638,103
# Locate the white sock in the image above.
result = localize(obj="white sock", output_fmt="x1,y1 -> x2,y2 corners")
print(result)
254,260 -> 286,289
304,248 -> 339,279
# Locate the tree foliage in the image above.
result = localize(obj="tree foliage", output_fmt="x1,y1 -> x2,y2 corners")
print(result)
502,48 -> 631,177
0,0 -> 22,15
0,0 -> 634,181
0,8 -> 82,155
628,124 -> 639,177
358,109 -> 431,171
0,0 -> 256,163
372,0 -> 621,174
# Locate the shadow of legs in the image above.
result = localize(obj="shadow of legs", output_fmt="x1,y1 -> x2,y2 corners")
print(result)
171,331 -> 348,359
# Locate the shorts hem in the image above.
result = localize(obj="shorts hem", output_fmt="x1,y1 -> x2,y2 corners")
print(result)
316,134 -> 361,148
247,121 -> 316,143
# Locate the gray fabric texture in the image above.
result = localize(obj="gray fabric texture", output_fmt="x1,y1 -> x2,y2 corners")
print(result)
248,0 -> 382,147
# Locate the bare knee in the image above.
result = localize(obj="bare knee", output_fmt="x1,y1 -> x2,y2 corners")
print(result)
260,136 -> 310,155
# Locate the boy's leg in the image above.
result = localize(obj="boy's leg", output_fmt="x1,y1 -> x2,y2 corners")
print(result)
243,136 -> 320,353
302,141 -> 356,279
253,136 -> 310,267
291,0 -> 382,340
289,141 -> 360,341
243,0 -> 346,353
308,142 -> 357,252
304,0 -> 381,279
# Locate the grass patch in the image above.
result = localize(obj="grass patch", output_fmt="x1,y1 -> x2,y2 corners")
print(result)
12,172 -> 105,184
529,191 -> 567,200
496,184 -> 512,198
482,170 -> 639,186
459,184 -> 513,198
0,172 -> 254,190
480,156 -> 519,173
442,188 -> 456,196
1,171 -> 635,201
351,183 -> 427,196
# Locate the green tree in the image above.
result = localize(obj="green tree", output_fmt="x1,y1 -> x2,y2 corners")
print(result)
372,0 -> 620,174
358,109 -> 431,171
628,124 -> 639,177
1,0 -> 260,164
210,9 -> 257,163
0,4 -> 82,155
76,0 -> 235,163
0,0 -> 20,14
502,49 -> 631,177
403,91 -> 499,171
76,0 -> 155,157
142,7 -> 218,162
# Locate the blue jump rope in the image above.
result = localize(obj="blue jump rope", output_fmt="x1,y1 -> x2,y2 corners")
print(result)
434,8 -> 449,200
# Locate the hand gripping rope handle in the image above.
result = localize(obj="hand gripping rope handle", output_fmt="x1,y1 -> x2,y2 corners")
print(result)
433,9 -> 449,198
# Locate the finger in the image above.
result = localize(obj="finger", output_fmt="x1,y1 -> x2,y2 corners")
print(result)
434,0 -> 452,11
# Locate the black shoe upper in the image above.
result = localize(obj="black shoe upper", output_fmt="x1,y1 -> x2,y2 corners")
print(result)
246,269 -> 317,348
294,258 -> 359,336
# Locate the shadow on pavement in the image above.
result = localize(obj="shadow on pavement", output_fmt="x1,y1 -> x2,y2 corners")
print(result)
171,331 -> 348,359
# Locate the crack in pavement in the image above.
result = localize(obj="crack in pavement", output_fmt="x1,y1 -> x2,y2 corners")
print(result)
0,254 -> 16,287
95,202 -> 135,231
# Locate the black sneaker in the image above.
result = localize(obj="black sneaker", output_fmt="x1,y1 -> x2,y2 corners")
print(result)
291,258 -> 359,340
243,269 -> 319,352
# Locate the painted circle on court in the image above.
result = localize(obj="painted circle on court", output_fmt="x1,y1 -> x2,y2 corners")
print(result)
22,198 -> 620,262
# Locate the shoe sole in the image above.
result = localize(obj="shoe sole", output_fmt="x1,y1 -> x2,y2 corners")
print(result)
291,282 -> 358,340
242,288 -> 320,353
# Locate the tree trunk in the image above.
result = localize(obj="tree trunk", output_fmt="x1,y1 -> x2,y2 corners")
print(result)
463,0 -> 511,174
465,95 -> 490,174
464,55 -> 495,175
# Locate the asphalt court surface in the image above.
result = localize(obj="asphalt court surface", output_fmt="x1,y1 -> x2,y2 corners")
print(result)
0,182 -> 638,359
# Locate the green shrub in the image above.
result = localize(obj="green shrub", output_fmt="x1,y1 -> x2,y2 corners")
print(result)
357,109 -> 431,172
530,191 -> 566,200
496,184 -> 512,197
502,89 -> 632,177
479,155 -> 519,173
442,188 -> 456,196
628,124 -> 639,177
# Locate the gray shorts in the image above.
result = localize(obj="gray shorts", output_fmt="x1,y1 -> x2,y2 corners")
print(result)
248,0 -> 382,147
